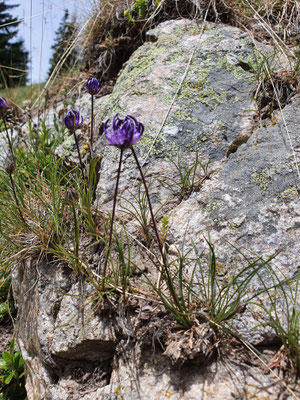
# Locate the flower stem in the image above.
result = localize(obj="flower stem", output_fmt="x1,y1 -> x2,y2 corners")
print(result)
72,204 -> 79,272
1,109 -> 15,166
131,147 -> 183,315
71,203 -> 84,324
73,131 -> 86,183
88,95 -> 94,186
90,94 -> 94,159
102,148 -> 124,289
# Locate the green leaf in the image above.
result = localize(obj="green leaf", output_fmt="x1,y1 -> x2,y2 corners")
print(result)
4,371 -> 14,385
18,356 -> 24,369
1,351 -> 11,363
9,338 -> 15,355
0,359 -> 8,368
0,303 -> 8,316
13,352 -> 21,369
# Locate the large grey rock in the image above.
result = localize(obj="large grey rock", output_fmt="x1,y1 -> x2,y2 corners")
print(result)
12,19 -> 299,399
13,258 -> 116,400
167,95 -> 300,343
94,19 -> 259,206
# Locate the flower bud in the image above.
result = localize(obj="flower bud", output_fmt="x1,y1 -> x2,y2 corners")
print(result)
65,188 -> 79,205
64,110 -> 83,132
86,77 -> 101,95
0,97 -> 7,109
5,162 -> 15,175
104,114 -> 144,148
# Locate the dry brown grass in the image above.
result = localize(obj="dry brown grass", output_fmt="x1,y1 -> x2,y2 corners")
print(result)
81,0 -> 300,80
37,0 -> 300,116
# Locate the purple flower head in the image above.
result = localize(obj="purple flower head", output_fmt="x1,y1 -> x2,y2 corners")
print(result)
65,188 -> 79,205
86,77 -> 101,95
64,110 -> 83,132
0,97 -> 7,109
5,161 -> 15,175
104,114 -> 144,148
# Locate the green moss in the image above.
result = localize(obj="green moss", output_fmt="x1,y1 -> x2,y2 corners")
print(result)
187,26 -> 201,36
206,201 -> 220,211
172,63 -> 228,110
173,25 -> 201,38
165,51 -> 186,64
96,22 -> 258,160
197,85 -> 227,109
138,130 -> 157,157
175,109 -> 193,122
282,186 -> 298,199
216,54 -> 255,81
97,42 -> 169,118
252,171 -> 270,190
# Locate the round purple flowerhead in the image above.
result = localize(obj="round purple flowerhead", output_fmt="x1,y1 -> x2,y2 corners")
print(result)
64,110 -> 83,132
104,114 -> 144,149
0,97 -> 7,109
5,161 -> 15,175
86,77 -> 101,95
65,188 -> 79,205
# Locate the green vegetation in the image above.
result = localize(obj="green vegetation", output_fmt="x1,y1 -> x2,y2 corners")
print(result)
158,151 -> 211,201
120,179 -> 165,247
253,265 -> 300,374
0,339 -> 26,400
0,83 -> 44,108
0,271 -> 14,321
124,0 -> 148,23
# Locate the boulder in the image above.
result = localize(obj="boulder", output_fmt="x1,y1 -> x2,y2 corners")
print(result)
12,19 -> 299,399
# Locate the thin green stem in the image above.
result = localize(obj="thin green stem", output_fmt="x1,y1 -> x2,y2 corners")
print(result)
90,94 -> 94,159
1,109 -> 15,166
102,148 -> 124,288
72,204 -> 79,271
73,131 -> 86,183
72,203 -> 84,324
88,95 -> 94,186
131,147 -> 185,320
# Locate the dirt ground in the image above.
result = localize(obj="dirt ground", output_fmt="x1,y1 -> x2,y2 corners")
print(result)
0,319 -> 13,354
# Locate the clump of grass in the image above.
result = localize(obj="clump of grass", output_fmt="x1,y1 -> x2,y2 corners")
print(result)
247,48 -> 298,118
143,238 -> 282,332
108,224 -> 136,301
0,99 -> 99,280
252,265 -> 300,375
159,151 -> 211,201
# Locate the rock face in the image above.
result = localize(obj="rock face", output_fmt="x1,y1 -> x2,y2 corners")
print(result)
12,19 -> 299,399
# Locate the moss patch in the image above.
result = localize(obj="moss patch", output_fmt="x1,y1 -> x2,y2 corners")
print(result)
252,171 -> 270,190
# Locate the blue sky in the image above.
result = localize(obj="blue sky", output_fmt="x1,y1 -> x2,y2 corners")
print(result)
8,0 -> 86,83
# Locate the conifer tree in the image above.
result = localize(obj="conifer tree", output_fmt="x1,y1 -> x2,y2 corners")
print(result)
0,0 -> 28,88
48,10 -> 78,77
